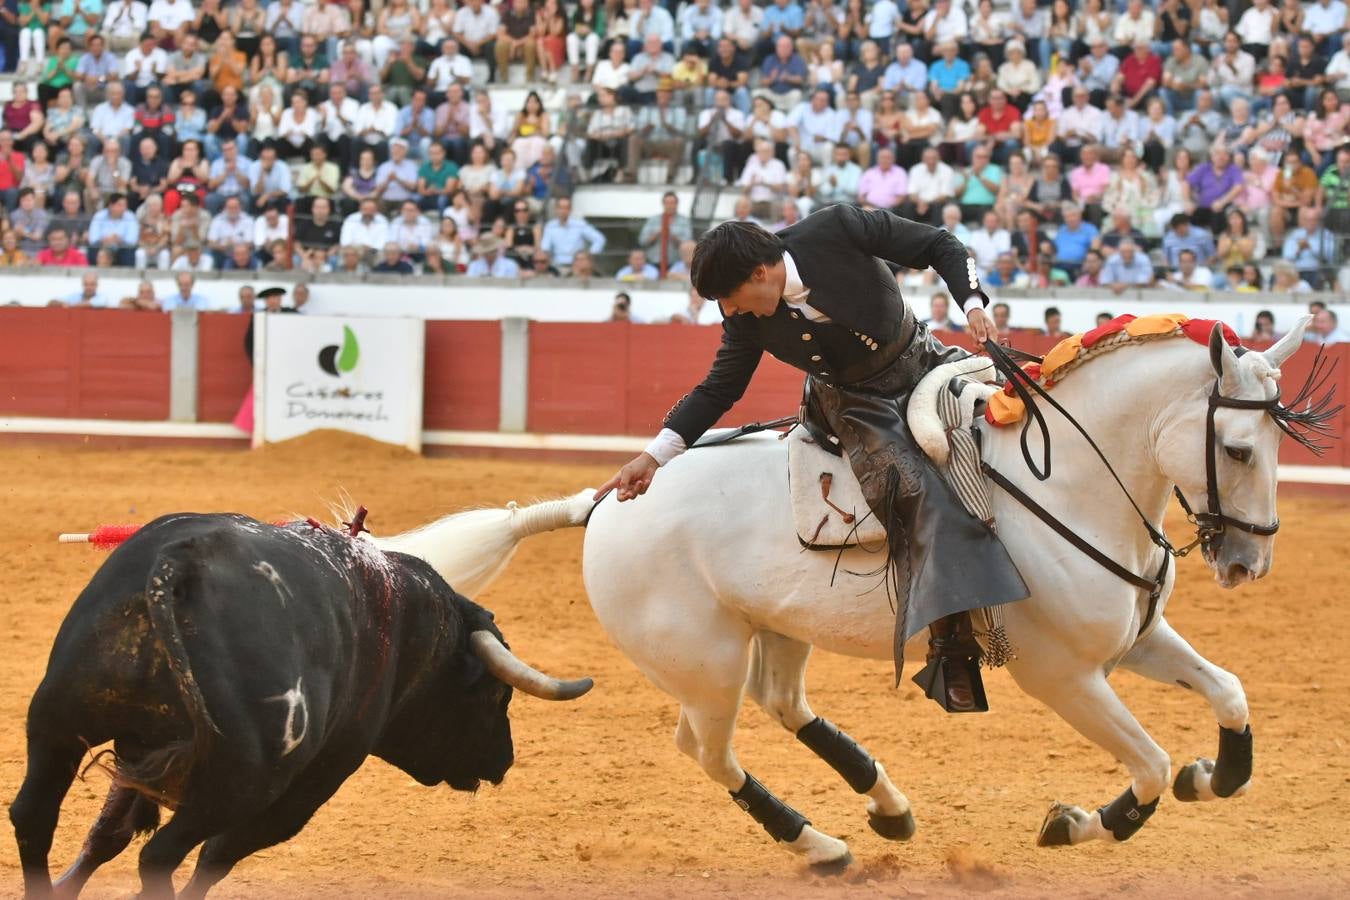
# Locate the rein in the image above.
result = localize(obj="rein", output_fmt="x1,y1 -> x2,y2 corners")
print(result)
978,338 -> 1272,637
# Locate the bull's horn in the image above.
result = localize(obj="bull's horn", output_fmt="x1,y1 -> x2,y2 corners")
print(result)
470,631 -> 594,701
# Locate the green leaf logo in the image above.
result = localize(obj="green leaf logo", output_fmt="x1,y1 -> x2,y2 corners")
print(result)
317,326 -> 361,377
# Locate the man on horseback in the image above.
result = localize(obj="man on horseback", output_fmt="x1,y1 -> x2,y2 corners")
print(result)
597,205 -> 1028,713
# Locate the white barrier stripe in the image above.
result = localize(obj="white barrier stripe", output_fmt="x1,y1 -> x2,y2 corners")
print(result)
3,418 -> 1348,486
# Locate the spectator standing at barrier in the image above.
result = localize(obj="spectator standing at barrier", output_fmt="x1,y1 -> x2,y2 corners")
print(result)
638,191 -> 692,278
50,272 -> 111,307
38,230 -> 91,269
161,272 -> 212,311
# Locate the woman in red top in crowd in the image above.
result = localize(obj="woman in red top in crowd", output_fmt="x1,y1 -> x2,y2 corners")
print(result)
4,83 -> 46,154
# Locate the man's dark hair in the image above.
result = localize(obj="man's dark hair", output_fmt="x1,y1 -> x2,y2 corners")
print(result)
1309,299 -> 1328,312
107,192 -> 126,206
992,302 -> 1010,315
1170,212 -> 1191,229
1044,306 -> 1061,322
1179,248 -> 1197,261
691,221 -> 785,300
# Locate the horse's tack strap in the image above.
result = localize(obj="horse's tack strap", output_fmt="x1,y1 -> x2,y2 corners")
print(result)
982,461 -> 1165,637
690,416 -> 799,448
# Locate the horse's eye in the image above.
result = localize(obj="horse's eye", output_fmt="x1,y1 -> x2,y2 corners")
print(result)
1225,446 -> 1252,463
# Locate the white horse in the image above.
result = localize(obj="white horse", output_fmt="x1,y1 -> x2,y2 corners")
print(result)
381,318 -> 1326,869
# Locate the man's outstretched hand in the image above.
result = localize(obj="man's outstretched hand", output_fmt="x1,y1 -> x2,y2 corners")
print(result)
966,307 -> 995,343
595,452 -> 660,502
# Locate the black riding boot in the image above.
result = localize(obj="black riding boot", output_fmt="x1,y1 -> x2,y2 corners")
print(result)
913,613 -> 987,713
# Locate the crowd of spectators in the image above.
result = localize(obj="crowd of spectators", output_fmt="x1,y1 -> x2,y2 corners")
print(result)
0,0 -> 1348,295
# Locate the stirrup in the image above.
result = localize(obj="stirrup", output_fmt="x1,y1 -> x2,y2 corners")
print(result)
911,653 -> 989,714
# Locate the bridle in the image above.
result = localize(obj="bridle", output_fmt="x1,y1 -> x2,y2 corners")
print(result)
981,338 -> 1299,638
1171,384 -> 1281,554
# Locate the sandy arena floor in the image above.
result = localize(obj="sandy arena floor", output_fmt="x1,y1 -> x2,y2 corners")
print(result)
1,432 -> 1348,898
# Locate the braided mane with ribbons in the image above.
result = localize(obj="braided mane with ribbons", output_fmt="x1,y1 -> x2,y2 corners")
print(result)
986,313 -> 1341,454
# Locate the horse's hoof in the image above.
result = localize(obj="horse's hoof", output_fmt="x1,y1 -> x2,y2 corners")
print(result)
1173,759 -> 1215,803
1036,802 -> 1084,848
868,809 -> 917,842
808,851 -> 854,876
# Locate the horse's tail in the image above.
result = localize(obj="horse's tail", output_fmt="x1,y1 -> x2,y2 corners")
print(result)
377,490 -> 595,597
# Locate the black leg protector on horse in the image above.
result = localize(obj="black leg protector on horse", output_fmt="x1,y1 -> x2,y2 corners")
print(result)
796,717 -> 879,794
730,772 -> 809,843
1211,724 -> 1253,798
1097,786 -> 1160,841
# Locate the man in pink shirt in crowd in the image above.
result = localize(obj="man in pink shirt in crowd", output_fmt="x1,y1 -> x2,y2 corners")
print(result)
1068,143 -> 1111,210
857,147 -> 908,210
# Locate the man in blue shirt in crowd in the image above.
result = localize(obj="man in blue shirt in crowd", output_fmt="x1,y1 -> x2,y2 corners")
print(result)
1053,203 -> 1099,279
87,192 -> 139,266
161,272 -> 213,311
540,196 -> 605,275
758,35 -> 806,111
758,0 -> 804,60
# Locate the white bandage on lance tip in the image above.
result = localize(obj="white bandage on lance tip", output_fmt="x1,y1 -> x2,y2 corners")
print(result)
644,428 -> 688,466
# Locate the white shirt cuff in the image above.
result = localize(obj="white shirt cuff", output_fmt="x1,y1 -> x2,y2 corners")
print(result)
962,295 -> 986,316
644,428 -> 688,466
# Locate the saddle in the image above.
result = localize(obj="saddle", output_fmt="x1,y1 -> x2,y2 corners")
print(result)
787,356 -> 1001,550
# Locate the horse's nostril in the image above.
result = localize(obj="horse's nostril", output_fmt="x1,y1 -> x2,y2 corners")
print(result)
1224,563 -> 1252,584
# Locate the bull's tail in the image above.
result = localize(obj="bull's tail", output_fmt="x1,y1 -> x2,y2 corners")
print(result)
377,490 -> 595,597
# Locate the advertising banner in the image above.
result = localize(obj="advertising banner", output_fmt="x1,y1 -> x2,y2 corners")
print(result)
253,314 -> 425,451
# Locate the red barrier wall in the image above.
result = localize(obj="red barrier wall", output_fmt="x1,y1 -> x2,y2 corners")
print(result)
424,321 -> 501,431
198,313 -> 252,423
2,309 -> 1345,469
0,307 -> 170,420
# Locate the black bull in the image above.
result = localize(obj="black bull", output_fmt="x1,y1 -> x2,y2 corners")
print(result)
10,513 -> 591,899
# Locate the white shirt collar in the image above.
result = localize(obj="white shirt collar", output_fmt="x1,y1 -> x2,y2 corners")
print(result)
782,249 -> 809,302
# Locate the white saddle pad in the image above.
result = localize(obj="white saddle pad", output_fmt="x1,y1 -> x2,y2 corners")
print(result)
787,427 -> 888,550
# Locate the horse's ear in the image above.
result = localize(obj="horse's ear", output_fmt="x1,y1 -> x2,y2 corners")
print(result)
1262,314 -> 1312,369
1208,322 -> 1242,393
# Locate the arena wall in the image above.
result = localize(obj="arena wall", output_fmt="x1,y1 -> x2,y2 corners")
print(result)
1,307 -> 1345,472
